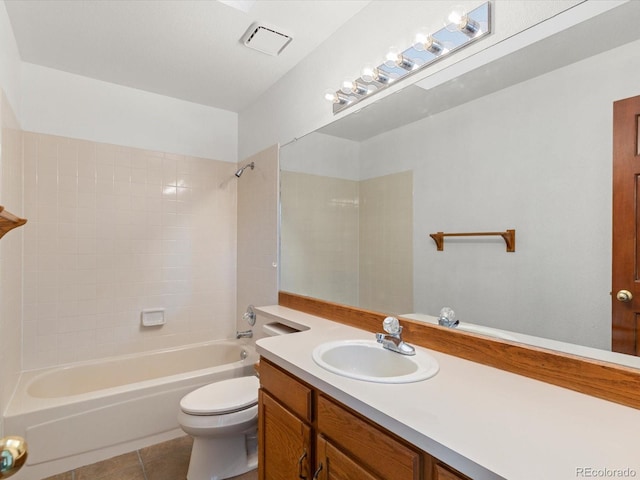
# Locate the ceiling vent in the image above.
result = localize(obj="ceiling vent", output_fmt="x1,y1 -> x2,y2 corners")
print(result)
241,22 -> 292,56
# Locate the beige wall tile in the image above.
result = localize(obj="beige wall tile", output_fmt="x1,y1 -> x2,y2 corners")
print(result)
22,132 -> 238,369
236,145 -> 278,337
0,90 -> 24,432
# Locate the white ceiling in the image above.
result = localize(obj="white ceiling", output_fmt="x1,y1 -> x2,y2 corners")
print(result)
4,0 -> 371,113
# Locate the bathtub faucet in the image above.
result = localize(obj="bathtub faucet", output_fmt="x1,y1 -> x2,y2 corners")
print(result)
236,329 -> 253,339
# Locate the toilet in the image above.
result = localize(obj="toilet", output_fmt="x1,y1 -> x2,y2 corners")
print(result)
178,375 -> 259,480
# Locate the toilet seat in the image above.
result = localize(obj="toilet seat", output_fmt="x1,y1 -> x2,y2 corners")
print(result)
180,376 -> 259,416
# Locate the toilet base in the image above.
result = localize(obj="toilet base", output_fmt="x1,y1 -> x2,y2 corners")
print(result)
187,431 -> 258,480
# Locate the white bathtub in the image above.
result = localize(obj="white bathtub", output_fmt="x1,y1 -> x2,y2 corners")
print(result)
3,339 -> 258,479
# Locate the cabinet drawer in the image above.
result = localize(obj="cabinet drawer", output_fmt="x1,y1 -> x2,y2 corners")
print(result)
317,394 -> 420,480
259,359 -> 312,422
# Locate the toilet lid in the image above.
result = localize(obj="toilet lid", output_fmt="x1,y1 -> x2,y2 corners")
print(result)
180,376 -> 259,415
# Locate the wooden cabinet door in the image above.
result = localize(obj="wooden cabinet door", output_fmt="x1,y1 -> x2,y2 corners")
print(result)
258,390 -> 311,480
315,436 -> 380,480
317,395 -> 420,480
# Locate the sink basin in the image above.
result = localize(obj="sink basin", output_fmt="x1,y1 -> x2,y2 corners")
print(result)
312,339 -> 439,383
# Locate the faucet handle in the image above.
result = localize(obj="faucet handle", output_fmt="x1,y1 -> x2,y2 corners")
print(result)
438,307 -> 459,327
383,316 -> 401,335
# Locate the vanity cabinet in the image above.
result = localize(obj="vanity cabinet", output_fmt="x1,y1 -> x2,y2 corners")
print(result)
258,358 -> 470,480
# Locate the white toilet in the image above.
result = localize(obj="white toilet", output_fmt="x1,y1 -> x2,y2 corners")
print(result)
178,375 -> 259,480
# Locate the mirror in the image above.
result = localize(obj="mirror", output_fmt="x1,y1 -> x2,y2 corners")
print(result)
279,1 -> 640,364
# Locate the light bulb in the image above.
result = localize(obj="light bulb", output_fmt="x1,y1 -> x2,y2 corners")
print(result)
414,31 -> 444,55
424,36 -> 444,55
413,31 -> 429,51
385,47 -> 414,71
323,89 -> 338,103
340,79 -> 354,94
445,5 -> 480,36
361,64 -> 375,83
324,89 -> 349,106
445,6 -> 466,30
351,81 -> 370,96
384,47 -> 401,68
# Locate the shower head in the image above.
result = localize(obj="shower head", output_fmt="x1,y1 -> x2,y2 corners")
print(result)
235,162 -> 255,178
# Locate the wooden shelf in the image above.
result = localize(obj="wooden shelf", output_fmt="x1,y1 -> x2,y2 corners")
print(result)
0,206 -> 27,240
430,229 -> 515,252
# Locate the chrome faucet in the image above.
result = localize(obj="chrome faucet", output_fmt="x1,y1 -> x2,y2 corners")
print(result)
375,317 -> 415,356
236,329 -> 253,339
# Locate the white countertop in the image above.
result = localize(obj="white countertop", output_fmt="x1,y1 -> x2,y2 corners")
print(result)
255,305 -> 640,480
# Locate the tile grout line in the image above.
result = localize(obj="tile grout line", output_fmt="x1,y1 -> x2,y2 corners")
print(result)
137,449 -> 149,480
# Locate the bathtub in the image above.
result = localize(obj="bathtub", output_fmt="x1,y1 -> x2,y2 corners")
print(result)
3,339 -> 258,479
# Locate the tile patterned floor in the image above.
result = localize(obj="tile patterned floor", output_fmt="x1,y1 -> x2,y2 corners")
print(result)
42,436 -> 257,480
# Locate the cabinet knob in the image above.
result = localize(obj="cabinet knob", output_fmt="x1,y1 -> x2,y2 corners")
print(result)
312,462 -> 323,480
617,290 -> 633,302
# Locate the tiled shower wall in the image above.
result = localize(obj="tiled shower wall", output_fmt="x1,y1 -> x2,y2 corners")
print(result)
236,145 -> 279,337
359,171 -> 413,314
22,132 -> 238,370
280,171 -> 359,306
280,170 -> 412,313
0,91 -> 24,424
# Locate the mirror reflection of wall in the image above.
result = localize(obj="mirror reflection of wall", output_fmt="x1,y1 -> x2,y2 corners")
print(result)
280,137 -> 413,314
280,29 -> 640,352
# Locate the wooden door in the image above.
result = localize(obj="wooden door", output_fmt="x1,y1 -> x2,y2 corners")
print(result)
612,94 -> 640,355
258,390 -> 311,480
314,436 -> 380,480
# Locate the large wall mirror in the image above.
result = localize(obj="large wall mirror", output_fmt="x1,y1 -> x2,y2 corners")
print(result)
279,1 -> 640,367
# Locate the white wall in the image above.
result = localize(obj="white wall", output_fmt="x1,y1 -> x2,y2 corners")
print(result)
21,63 -> 238,162
238,0 -> 583,160
0,1 -> 21,122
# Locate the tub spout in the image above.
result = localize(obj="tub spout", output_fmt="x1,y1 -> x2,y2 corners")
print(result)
236,329 -> 253,339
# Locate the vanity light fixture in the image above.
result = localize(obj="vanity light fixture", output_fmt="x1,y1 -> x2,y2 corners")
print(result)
325,2 -> 491,114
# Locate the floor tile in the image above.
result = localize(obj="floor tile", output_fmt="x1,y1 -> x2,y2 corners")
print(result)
38,435 -> 257,480
139,435 -> 193,464
143,454 -> 189,480
75,451 -> 142,480
41,472 -> 73,480
229,470 -> 258,480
